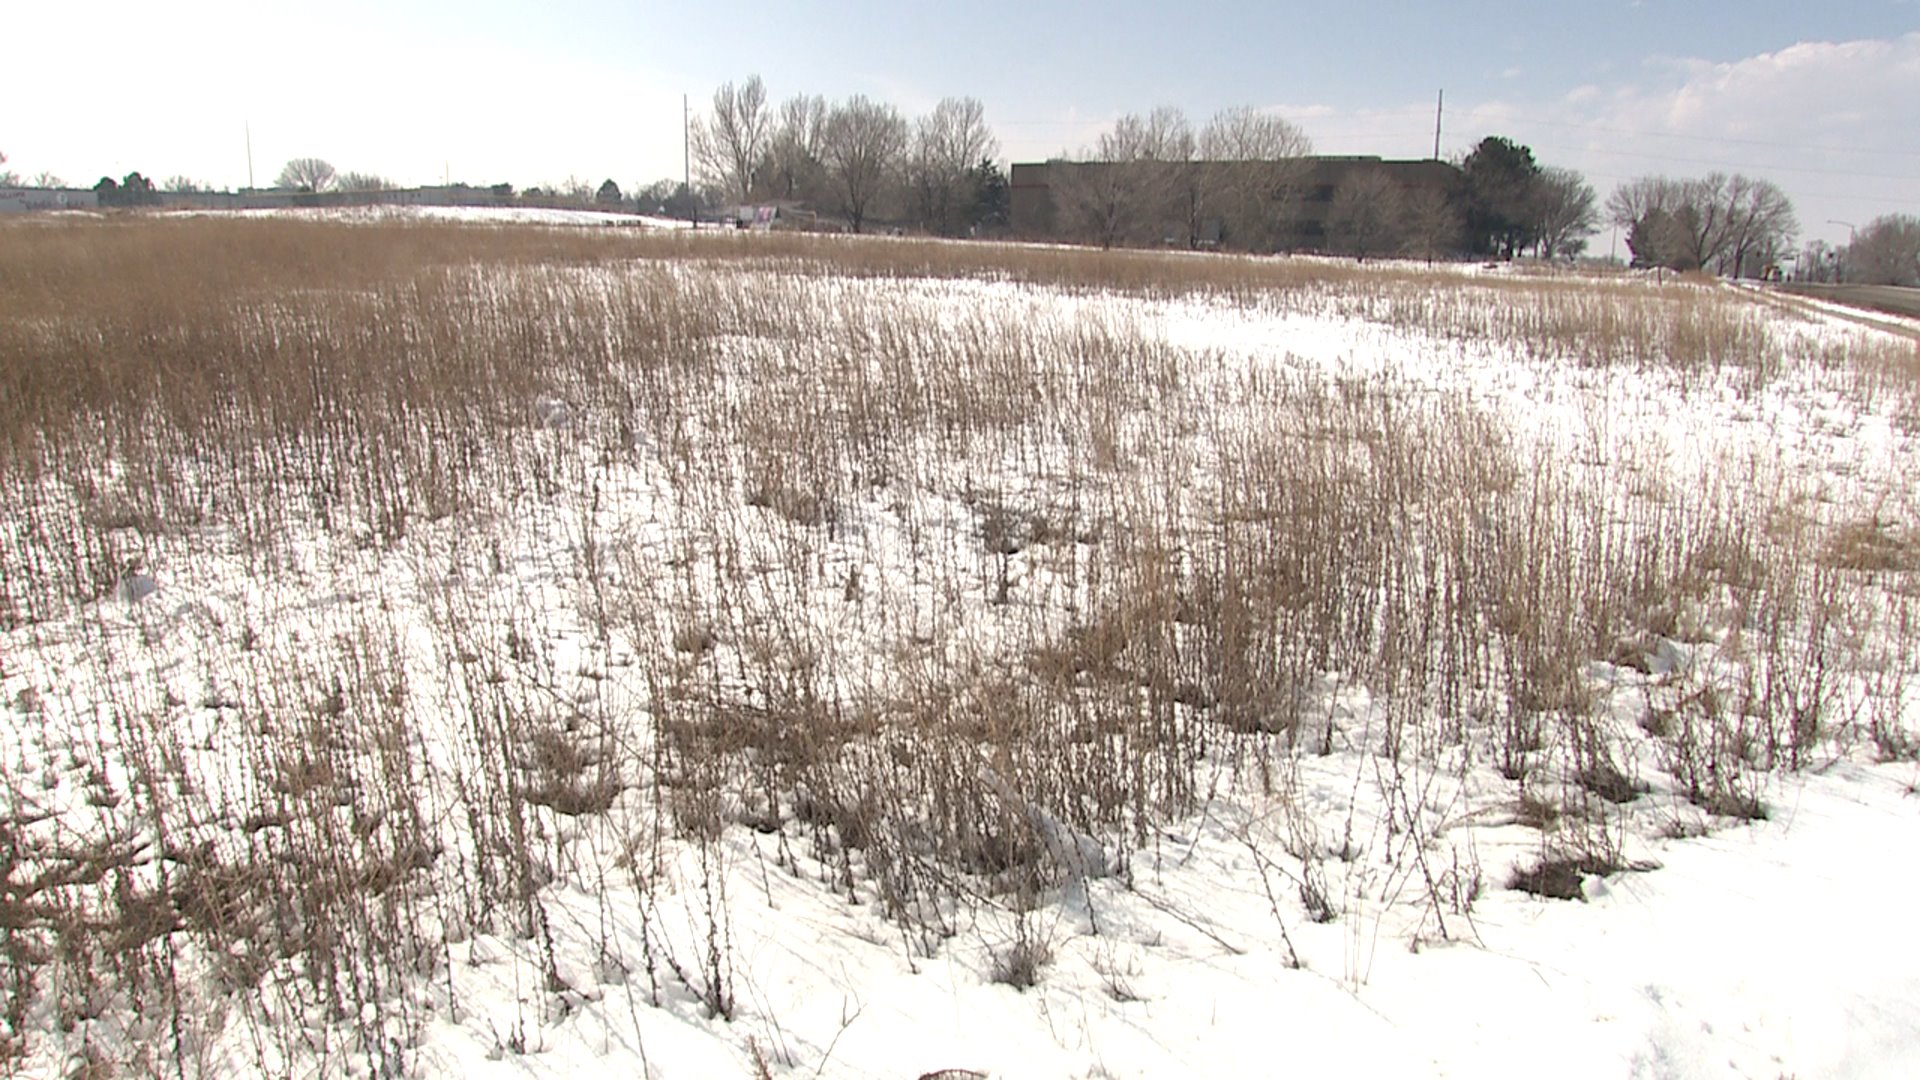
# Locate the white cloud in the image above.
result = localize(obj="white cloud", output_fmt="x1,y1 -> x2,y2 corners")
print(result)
1558,34 -> 1920,243
1634,36 -> 1920,140
1279,34 -> 1920,248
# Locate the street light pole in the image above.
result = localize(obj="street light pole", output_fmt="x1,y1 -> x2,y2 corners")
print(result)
1827,220 -> 1856,283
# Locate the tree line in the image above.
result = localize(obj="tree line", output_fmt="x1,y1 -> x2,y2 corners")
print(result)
1044,105 -> 1314,251
1844,216 -> 1920,286
1042,115 -> 1902,284
1601,176 -> 1914,286
12,110 -> 1912,284
1606,173 -> 1796,277
675,75 -> 1008,236
0,151 -> 54,188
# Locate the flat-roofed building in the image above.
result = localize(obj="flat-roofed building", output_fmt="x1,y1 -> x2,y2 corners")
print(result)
1010,156 -> 1459,253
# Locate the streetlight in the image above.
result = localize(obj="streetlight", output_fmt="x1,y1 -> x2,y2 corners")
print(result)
1828,220 -> 1857,283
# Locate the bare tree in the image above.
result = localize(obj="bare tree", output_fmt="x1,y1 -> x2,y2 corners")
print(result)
822,95 -> 909,233
1605,175 -> 1686,230
692,75 -> 772,204
1796,239 -> 1839,283
1046,160 -> 1134,249
1197,106 -> 1311,162
32,171 -> 64,189
767,94 -> 829,203
1532,167 -> 1598,259
1402,186 -> 1462,264
0,151 -> 16,187
905,97 -> 999,235
1609,176 -> 1696,269
1659,173 -> 1737,272
1848,214 -> 1920,286
1608,172 -> 1793,276
1716,175 -> 1797,278
1196,106 -> 1313,250
1133,107 -> 1197,245
1051,108 -> 1195,248
276,158 -> 336,193
335,171 -> 394,192
633,178 -> 704,219
633,178 -> 671,212
1328,170 -> 1405,261
1670,173 -> 1733,271
1125,106 -> 1196,162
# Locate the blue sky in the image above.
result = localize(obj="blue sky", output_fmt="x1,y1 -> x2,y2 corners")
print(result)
8,0 -> 1916,246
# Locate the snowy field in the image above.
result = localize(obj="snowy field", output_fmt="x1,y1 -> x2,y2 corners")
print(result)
187,203 -> 694,229
2,213 -> 1918,1078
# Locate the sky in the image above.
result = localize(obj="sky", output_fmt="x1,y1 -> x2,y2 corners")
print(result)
6,0 -> 1916,249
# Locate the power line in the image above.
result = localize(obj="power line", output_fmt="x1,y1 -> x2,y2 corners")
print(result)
993,104 -> 1920,202
1569,166 -> 1920,206
1488,115 -> 1920,159
992,108 -> 1920,161
1519,141 -> 1920,183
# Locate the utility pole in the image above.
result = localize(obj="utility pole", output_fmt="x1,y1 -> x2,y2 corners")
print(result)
245,121 -> 254,189
1432,90 -> 1443,160
684,93 -> 695,229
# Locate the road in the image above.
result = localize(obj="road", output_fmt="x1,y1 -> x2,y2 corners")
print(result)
1778,283 -> 1920,323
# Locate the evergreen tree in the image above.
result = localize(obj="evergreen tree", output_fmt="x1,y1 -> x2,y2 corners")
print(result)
1461,136 -> 1542,258
1625,208 -> 1695,271
967,158 -> 1009,233
120,172 -> 158,206
662,182 -> 703,222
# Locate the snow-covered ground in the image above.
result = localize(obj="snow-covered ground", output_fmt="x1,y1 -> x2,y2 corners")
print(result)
3,227 -> 1918,1078
335,204 -> 693,229
167,203 -> 691,228
405,758 -> 1920,1079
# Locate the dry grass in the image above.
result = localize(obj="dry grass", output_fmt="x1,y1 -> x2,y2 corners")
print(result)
2,213 -> 1915,1074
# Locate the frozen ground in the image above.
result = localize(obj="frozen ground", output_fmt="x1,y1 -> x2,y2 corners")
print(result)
4,226 -> 1918,1078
